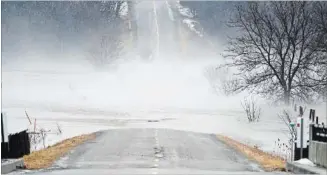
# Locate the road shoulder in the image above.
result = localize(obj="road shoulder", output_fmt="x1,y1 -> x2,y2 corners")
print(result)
23,133 -> 96,170
216,134 -> 286,172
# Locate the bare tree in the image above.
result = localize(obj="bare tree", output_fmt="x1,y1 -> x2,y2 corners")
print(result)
89,32 -> 123,67
223,2 -> 326,104
99,1 -> 125,18
313,2 -> 327,51
278,110 -> 296,141
88,1 -> 127,67
312,2 -> 327,98
241,97 -> 261,122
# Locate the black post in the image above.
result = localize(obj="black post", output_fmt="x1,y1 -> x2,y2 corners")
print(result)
312,110 -> 315,123
316,116 -> 319,125
300,118 -> 304,159
1,113 -> 5,143
299,106 -> 304,116
309,124 -> 313,141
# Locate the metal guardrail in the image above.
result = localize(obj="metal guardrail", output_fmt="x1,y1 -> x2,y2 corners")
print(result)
309,123 -> 327,168
311,124 -> 327,143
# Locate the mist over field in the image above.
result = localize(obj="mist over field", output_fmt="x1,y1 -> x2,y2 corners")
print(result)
1,1 -> 325,154
2,1 -> 241,112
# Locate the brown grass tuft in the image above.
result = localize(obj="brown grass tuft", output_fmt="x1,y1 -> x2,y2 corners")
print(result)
217,134 -> 286,172
23,133 -> 96,170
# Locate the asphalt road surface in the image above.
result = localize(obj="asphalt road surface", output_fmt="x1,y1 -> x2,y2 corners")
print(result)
26,129 -> 291,175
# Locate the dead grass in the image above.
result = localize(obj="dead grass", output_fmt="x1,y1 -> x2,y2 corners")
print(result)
217,134 -> 286,172
23,133 -> 96,170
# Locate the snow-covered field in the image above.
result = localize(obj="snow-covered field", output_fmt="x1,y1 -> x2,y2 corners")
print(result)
2,1 -> 326,159
2,57 -> 326,154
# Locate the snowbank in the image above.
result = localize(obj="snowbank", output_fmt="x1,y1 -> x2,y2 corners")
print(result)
295,159 -> 316,167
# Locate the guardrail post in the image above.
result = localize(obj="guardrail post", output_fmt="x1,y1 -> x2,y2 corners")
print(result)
300,117 -> 304,159
309,124 -> 313,142
316,116 -> 319,125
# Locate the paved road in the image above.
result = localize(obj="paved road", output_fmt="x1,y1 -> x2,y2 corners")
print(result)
26,129 -> 293,175
134,0 -> 193,59
56,129 -> 260,171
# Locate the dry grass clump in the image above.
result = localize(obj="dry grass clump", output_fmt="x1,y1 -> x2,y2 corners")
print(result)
24,133 -> 96,169
217,134 -> 286,171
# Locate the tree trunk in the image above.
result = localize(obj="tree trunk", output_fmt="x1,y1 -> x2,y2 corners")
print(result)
284,90 -> 291,105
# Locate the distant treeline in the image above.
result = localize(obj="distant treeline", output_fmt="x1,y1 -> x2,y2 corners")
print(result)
1,1 -> 126,63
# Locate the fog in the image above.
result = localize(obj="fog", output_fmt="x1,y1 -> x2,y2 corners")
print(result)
3,1 -> 326,154
2,1 -> 245,114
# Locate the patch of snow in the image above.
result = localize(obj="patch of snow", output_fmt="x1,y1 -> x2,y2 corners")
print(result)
176,1 -> 194,18
174,1 -> 204,37
165,1 -> 175,21
183,18 -> 203,37
119,2 -> 128,18
1,159 -> 21,164
295,159 -> 316,167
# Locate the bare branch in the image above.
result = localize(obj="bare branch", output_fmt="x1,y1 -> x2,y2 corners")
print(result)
241,97 -> 261,122
223,2 -> 326,103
